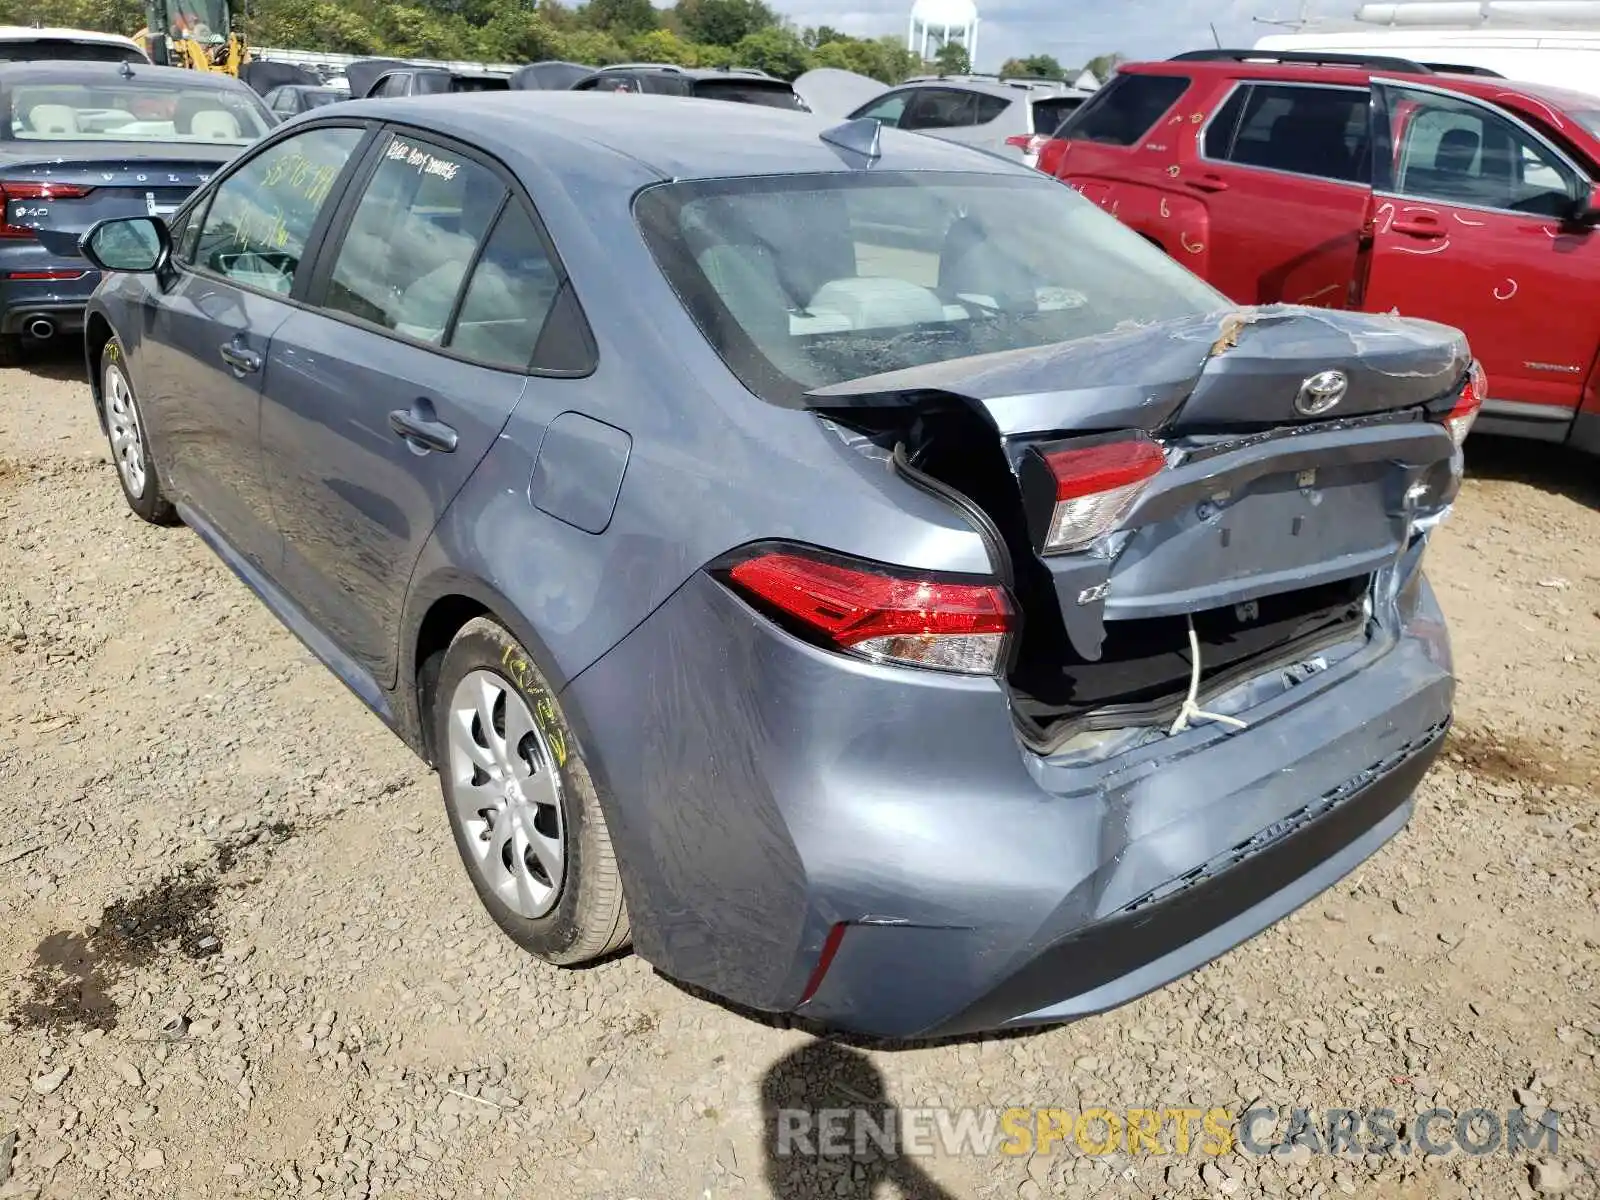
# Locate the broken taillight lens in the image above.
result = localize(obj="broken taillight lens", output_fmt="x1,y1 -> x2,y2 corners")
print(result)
724,547 -> 1014,676
1445,359 -> 1486,448
1032,434 -> 1167,554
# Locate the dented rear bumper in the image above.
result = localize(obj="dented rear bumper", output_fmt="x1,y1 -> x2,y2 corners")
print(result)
564,552 -> 1453,1040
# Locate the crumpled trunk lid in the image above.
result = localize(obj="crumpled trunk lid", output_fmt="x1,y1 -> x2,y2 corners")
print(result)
809,305 -> 1470,435
812,306 -> 1468,733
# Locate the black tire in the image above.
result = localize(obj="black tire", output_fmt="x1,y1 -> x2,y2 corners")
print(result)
432,617 -> 630,965
99,338 -> 178,526
0,334 -> 21,368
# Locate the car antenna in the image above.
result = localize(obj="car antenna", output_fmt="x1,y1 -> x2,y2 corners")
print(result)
819,117 -> 882,166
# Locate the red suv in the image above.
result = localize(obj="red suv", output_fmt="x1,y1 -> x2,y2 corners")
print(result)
1039,50 -> 1600,456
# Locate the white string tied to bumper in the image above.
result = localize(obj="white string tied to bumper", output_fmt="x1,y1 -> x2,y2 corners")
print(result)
1169,614 -> 1250,737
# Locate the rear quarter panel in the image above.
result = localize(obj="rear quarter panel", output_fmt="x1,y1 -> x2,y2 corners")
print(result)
1055,74 -> 1221,280
399,135 -> 996,698
1063,175 -> 1212,277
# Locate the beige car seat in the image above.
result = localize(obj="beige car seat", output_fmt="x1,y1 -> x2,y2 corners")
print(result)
29,105 -> 80,135
190,109 -> 241,140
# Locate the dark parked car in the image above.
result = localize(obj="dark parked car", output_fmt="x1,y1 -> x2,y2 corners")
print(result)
363,66 -> 509,99
508,61 -> 591,91
262,83 -> 348,118
0,59 -> 271,364
571,63 -> 807,109
78,93 -> 1465,1039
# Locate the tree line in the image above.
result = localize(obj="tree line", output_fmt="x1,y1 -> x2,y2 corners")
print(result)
0,0 -> 1122,86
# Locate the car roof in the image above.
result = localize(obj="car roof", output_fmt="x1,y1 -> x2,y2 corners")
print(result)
335,91 -> 1035,181
379,67 -> 508,79
0,25 -> 143,47
0,59 -> 246,88
896,75 -> 1090,100
1123,56 -> 1413,87
1122,51 -> 1599,106
590,64 -> 789,83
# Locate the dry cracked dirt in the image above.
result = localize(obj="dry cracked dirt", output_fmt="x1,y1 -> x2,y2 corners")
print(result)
0,350 -> 1597,1200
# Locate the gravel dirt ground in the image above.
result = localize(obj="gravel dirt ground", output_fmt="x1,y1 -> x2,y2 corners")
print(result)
0,350 -> 1596,1200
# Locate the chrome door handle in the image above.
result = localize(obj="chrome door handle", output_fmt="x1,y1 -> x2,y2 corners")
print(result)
389,404 -> 458,453
219,342 -> 261,373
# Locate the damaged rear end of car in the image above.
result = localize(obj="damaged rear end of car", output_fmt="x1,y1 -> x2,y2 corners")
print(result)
808,304 -> 1478,759
609,159 -> 1461,1038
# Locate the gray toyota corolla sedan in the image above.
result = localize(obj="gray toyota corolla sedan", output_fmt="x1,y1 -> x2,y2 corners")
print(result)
76,92 -> 1472,1039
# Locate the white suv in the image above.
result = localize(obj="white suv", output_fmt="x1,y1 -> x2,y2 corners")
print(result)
849,75 -> 1091,166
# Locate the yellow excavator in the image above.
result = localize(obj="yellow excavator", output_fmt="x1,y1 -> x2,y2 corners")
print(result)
132,0 -> 248,75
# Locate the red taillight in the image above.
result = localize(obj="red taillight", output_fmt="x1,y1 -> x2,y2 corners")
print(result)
0,181 -> 93,240
1036,434 -> 1166,554
1445,359 -> 1486,448
7,269 -> 90,280
1037,139 -> 1069,177
1005,133 -> 1050,164
725,547 -> 1014,676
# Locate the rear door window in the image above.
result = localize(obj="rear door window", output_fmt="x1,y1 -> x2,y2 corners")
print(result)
0,39 -> 145,63
449,76 -> 508,93
852,91 -> 910,126
972,93 -> 1012,124
591,73 -> 643,93
691,79 -> 804,109
448,203 -> 562,369
1204,83 -> 1371,184
1056,73 -> 1190,146
321,134 -> 506,343
901,88 -> 979,130
1030,95 -> 1084,136
191,125 -> 366,294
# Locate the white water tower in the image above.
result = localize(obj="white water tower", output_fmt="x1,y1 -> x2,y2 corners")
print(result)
908,0 -> 979,66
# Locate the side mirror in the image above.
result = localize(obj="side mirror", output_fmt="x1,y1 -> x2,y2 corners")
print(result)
1570,182 -> 1600,226
79,216 -> 170,273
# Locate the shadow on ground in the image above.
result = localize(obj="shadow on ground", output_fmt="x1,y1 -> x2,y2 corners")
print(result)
761,1040 -> 958,1200
10,341 -> 86,384
1465,434 -> 1598,509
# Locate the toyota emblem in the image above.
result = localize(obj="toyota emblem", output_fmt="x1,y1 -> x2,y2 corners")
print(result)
1295,369 -> 1348,417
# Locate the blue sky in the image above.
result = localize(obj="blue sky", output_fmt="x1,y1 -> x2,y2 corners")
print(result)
774,0 -> 1318,72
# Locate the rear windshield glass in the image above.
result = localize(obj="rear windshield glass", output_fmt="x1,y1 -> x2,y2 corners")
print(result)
5,79 -> 271,143
1574,110 -> 1600,139
1030,95 -> 1084,136
0,40 -> 145,64
450,76 -> 509,92
636,171 -> 1222,404
303,89 -> 345,108
691,79 -> 806,109
1057,73 -> 1190,146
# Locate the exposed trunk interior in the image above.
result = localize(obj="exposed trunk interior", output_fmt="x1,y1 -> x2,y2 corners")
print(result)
832,399 -> 1386,747
816,307 -> 1467,750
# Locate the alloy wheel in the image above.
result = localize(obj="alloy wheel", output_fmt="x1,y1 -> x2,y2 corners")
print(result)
104,363 -> 147,499
445,670 -> 566,919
